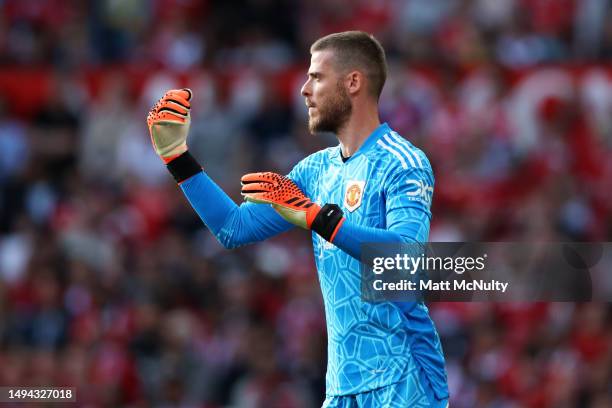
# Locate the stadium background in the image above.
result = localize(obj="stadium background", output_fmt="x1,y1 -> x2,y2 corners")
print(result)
0,0 -> 611,406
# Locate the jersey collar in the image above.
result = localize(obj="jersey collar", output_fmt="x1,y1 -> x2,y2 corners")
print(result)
330,122 -> 391,162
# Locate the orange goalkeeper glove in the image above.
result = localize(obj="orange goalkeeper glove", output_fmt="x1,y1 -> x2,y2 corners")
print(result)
241,172 -> 345,242
147,88 -> 192,164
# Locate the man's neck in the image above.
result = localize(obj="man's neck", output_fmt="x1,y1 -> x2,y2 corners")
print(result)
337,108 -> 381,158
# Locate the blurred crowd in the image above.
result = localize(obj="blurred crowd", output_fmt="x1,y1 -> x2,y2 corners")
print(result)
2,0 -> 612,68
1,0 -> 611,407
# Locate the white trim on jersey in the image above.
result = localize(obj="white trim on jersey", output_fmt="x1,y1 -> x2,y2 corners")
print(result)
390,131 -> 423,168
377,138 -> 407,169
382,134 -> 417,168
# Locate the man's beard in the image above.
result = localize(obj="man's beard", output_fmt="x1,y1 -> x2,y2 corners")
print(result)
308,83 -> 352,134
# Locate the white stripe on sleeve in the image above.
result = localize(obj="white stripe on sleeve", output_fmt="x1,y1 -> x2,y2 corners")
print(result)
389,131 -> 423,168
377,138 -> 408,169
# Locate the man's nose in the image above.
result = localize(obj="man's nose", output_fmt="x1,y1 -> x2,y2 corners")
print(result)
301,81 -> 310,97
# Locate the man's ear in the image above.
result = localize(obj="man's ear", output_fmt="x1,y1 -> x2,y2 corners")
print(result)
345,71 -> 363,96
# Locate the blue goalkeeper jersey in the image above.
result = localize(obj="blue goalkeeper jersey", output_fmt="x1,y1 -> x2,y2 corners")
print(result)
179,122 -> 448,399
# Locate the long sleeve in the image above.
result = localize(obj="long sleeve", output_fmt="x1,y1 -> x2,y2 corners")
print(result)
180,171 -> 293,248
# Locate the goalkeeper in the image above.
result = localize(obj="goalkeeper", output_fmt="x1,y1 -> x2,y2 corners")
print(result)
147,31 -> 449,408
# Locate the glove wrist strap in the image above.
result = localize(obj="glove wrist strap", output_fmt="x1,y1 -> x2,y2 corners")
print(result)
166,151 -> 202,183
311,204 -> 344,242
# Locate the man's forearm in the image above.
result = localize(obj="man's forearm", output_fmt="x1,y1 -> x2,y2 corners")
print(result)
172,154 -> 293,248
146,91 -> 292,248
332,219 -> 428,260
179,170 -> 239,238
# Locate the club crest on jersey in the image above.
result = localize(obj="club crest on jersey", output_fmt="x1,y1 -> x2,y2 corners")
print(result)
344,180 -> 365,212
